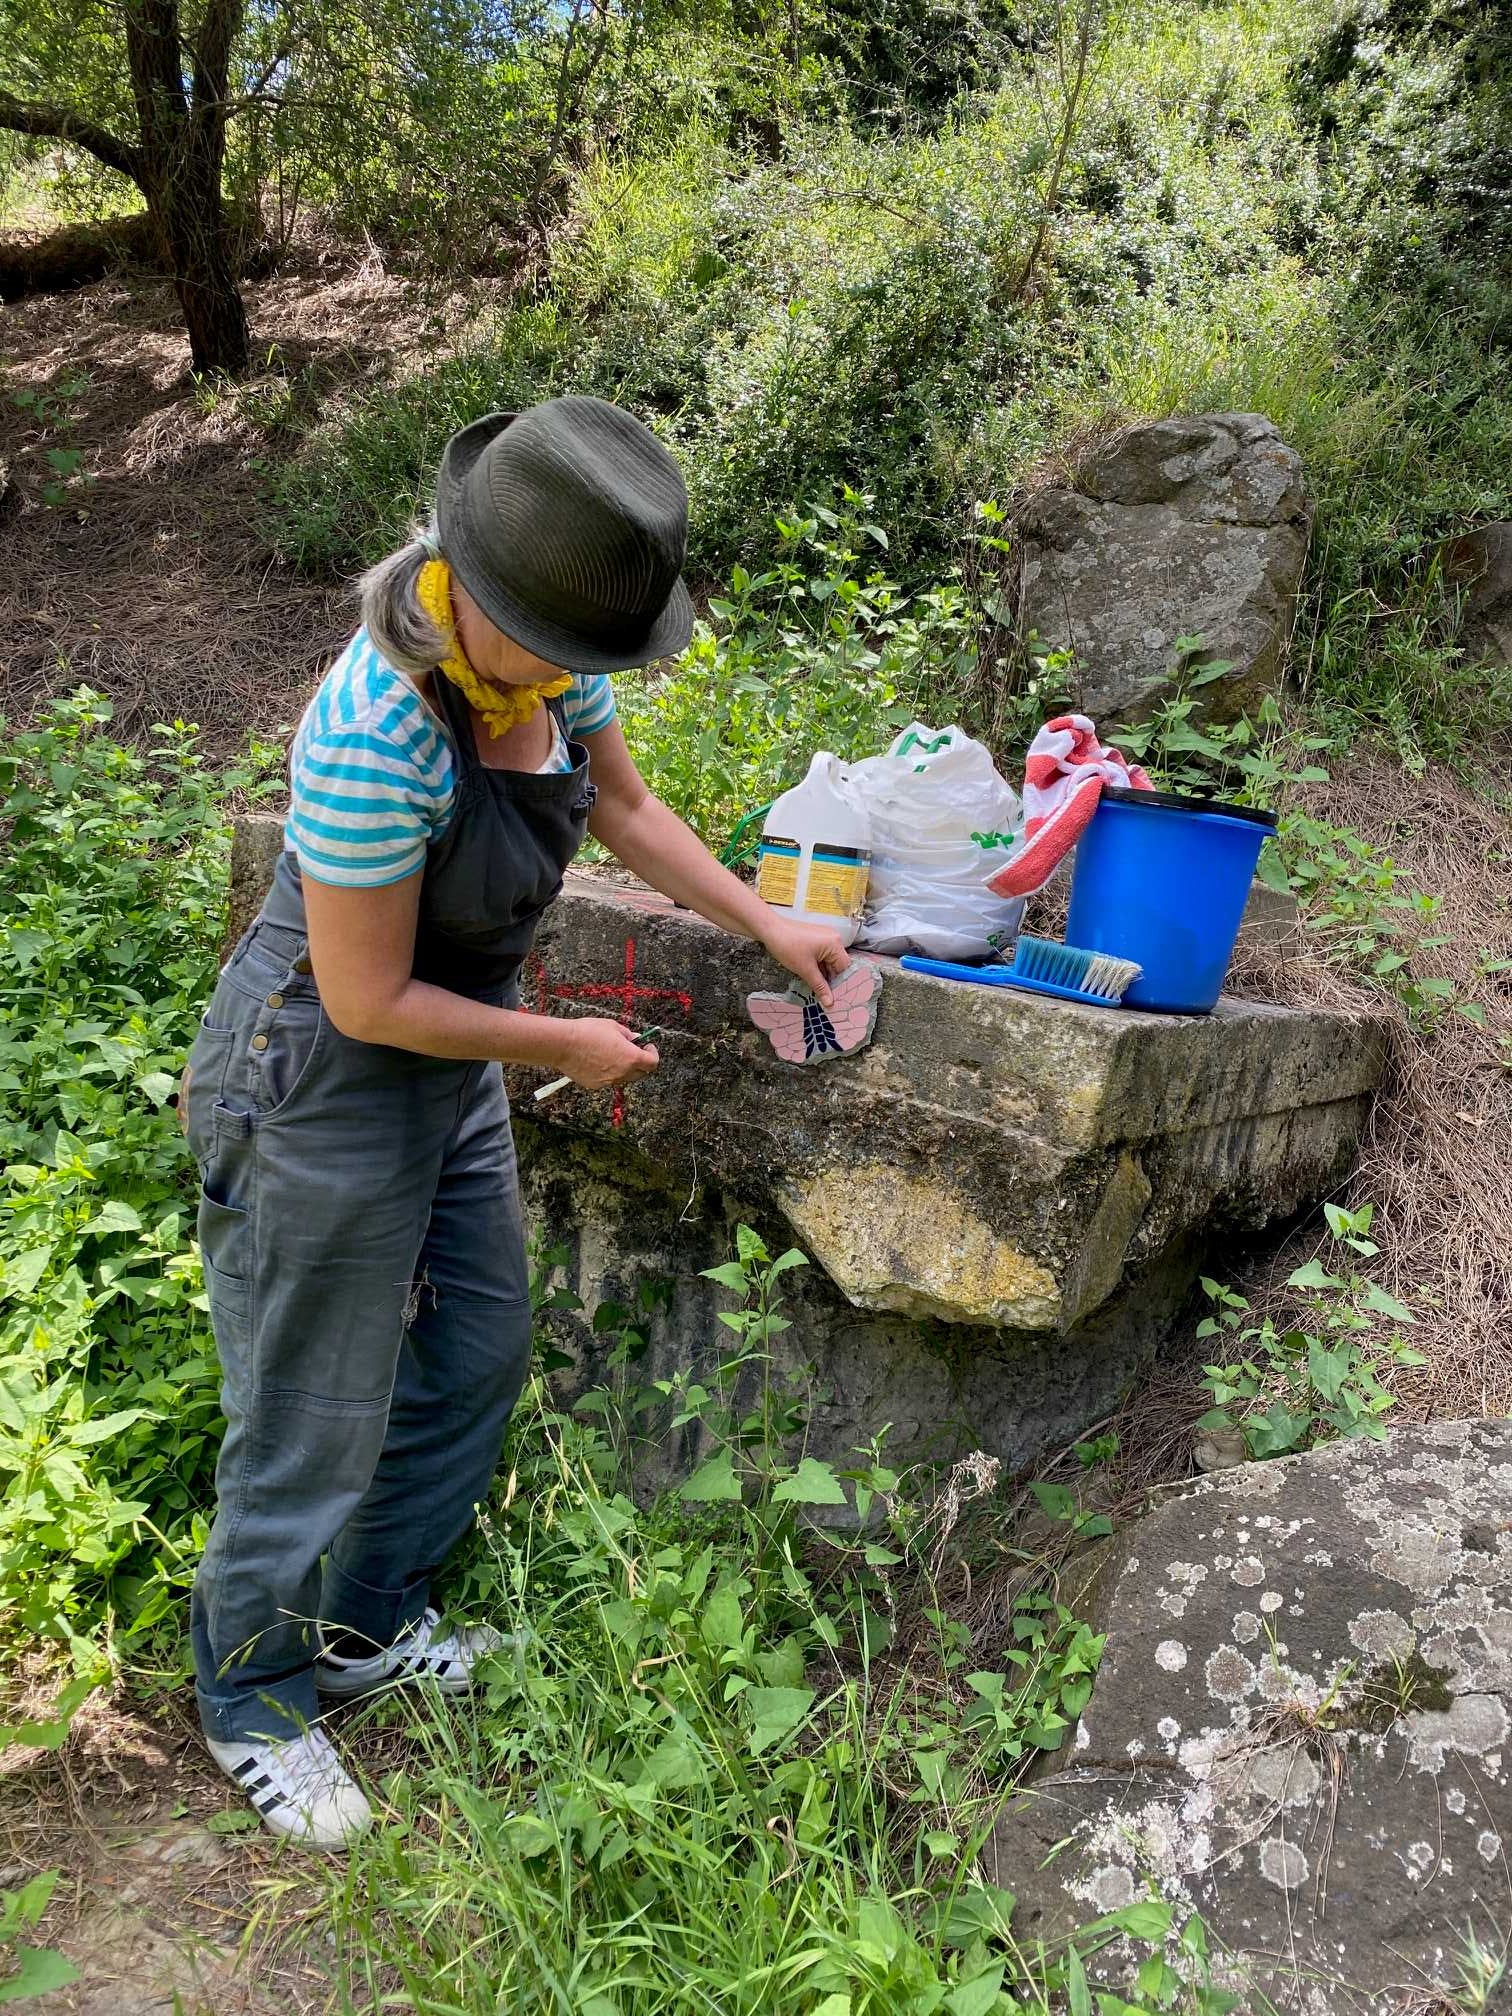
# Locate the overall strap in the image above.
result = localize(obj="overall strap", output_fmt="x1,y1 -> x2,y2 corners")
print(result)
431,662 -> 480,773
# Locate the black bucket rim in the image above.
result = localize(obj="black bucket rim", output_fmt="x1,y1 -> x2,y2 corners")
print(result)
1101,784 -> 1279,831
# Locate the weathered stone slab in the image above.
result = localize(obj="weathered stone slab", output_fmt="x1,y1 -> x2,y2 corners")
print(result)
521,876 -> 1381,1328
515,873 -> 1383,1469
989,1423 -> 1512,2012
220,820 -> 1384,1474
1018,413 -> 1311,722
223,811 -> 283,958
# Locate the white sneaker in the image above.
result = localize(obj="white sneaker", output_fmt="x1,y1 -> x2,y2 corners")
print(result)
315,1606 -> 504,1702
206,1726 -> 373,1851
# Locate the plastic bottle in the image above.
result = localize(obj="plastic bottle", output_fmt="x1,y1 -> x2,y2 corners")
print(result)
755,753 -> 872,946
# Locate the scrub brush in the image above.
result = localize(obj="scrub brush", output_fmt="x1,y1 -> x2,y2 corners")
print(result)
899,936 -> 1143,1005
1008,936 -> 1142,1002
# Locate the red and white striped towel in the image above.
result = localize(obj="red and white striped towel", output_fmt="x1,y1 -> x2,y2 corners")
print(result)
984,715 -> 1152,899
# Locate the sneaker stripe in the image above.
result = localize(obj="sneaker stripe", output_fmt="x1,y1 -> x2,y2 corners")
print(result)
254,1792 -> 287,1817
232,1756 -> 262,1780
244,1772 -> 273,1795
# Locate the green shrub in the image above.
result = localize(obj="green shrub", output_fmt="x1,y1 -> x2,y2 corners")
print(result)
0,696 -> 258,1672
616,493 -> 998,850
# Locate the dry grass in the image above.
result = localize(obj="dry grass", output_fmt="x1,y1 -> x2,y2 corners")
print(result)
1230,759 -> 1512,1420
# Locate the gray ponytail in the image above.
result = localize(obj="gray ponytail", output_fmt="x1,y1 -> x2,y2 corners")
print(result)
359,520 -> 448,677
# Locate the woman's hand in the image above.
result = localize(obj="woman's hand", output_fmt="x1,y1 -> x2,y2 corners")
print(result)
760,917 -> 852,1008
558,1017 -> 661,1089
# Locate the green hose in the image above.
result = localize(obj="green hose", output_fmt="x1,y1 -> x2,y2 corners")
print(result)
719,800 -> 775,869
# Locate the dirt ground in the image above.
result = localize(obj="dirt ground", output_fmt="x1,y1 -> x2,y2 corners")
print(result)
1,240 -> 493,755
0,1685 -> 336,2013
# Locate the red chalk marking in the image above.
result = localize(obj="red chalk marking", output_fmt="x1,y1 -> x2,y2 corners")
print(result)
527,936 -> 692,1127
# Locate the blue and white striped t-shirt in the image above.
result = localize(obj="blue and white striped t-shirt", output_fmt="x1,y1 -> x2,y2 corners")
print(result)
284,628 -> 616,887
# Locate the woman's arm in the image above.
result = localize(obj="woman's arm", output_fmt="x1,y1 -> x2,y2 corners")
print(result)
584,722 -> 851,1005
302,873 -> 656,1086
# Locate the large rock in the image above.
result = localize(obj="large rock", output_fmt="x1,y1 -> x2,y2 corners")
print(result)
1445,522 -> 1512,670
990,1422 -> 1512,2011
1018,413 -> 1311,723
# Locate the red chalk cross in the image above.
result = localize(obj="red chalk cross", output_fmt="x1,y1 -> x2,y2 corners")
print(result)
529,934 -> 692,1127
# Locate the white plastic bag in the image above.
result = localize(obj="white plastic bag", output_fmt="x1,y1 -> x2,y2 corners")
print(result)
846,724 -> 1026,961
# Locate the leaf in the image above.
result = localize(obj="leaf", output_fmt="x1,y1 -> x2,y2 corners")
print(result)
680,1452 -> 742,1502
0,1948 -> 80,2002
1061,1676 -> 1094,1716
946,1961 -> 1004,2016
756,1635 -> 807,1688
745,1685 -> 815,1756
1287,1258 -> 1342,1291
1028,1481 -> 1076,1522
1248,1401 -> 1309,1457
701,1262 -> 749,1294
924,1830 -> 959,1858
1066,1946 -> 1091,2016
1306,1340 -> 1350,1404
1111,1899 -> 1173,1941
1,1248 -> 52,1300
1361,1281 -> 1415,1323
504,1814 -> 558,1857
811,1997 -> 852,2016
68,1407 -> 154,1446
771,1458 -> 847,1506
205,1809 -> 261,1835
85,1200 -> 142,1237
136,1070 -> 175,1106
700,1583 -> 745,1652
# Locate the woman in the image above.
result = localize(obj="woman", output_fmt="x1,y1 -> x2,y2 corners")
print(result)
183,396 -> 847,1848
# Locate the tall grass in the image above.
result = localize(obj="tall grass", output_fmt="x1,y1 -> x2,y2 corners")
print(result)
301,1238 -> 1203,2016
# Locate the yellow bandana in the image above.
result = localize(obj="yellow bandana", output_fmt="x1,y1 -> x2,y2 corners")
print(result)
415,558 -> 571,739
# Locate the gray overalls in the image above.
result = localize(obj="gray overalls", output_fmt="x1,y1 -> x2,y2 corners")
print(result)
184,673 -> 594,1742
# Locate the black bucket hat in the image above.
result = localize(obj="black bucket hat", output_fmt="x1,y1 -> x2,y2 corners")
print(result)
435,395 -> 695,674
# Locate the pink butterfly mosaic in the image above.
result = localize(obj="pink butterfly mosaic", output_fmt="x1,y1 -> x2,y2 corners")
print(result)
746,959 -> 883,1065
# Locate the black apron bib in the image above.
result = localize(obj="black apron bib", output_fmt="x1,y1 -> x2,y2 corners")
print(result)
260,670 -> 595,1000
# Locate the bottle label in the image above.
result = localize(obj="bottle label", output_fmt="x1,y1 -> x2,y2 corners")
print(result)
757,837 -> 801,906
804,845 -> 870,920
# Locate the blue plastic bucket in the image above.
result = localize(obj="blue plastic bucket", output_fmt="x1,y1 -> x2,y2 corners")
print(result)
1065,787 -> 1278,1014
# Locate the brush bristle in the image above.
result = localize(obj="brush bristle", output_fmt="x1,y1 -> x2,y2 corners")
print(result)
1010,936 -> 1142,1001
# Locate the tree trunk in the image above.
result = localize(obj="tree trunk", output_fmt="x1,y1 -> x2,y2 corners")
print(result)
126,0 -> 250,375
151,151 -> 250,374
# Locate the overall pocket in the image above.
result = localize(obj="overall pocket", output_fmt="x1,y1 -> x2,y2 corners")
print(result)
247,991 -> 327,1119
198,1190 -> 253,1354
183,1017 -> 236,1164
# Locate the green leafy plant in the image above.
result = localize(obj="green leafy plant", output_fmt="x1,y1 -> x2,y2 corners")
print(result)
0,694 -> 274,1677
0,1874 -> 77,2004
1196,1207 -> 1426,1460
306,1228 -> 1190,2013
1117,650 -> 1475,1028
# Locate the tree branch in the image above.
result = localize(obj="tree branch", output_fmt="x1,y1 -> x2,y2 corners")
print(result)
0,89 -> 145,186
